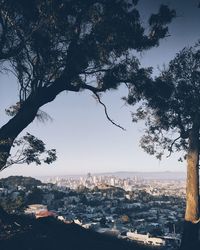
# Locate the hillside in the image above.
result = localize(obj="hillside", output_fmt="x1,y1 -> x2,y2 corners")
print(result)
0,176 -> 42,189
0,209 -> 156,250
94,171 -> 186,180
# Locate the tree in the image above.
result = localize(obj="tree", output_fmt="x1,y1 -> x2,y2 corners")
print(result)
121,214 -> 130,224
126,44 -> 200,249
26,187 -> 44,205
0,0 -> 175,170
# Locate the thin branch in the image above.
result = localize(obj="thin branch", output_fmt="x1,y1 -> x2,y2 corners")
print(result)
167,136 -> 181,158
92,92 -> 125,131
0,164 -> 8,171
83,68 -> 109,75
80,82 -> 107,93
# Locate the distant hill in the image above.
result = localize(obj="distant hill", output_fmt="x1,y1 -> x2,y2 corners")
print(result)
40,171 -> 186,181
0,176 -> 42,189
96,171 -> 186,180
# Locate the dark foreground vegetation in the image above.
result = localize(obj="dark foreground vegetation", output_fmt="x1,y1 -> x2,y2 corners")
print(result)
1,205 -> 200,250
0,207 -> 160,250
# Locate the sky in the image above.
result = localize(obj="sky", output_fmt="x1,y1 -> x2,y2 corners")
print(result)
1,0 -> 200,178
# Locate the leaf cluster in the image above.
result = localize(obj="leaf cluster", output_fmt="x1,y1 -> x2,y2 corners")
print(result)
0,0 -> 175,170
5,133 -> 57,168
0,0 -> 176,102
127,44 -> 200,160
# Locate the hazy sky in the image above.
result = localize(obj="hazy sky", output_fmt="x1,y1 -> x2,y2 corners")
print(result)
1,0 -> 200,178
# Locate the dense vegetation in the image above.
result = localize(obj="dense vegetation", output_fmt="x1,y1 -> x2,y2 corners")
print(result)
0,176 -> 42,188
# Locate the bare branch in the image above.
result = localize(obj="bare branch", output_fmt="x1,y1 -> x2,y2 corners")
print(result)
92,92 -> 125,131
83,68 -> 109,75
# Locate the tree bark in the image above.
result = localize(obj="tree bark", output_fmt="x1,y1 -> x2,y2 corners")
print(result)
180,117 -> 200,250
185,122 -> 199,222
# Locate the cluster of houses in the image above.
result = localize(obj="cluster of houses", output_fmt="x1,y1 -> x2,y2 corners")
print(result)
24,203 -> 180,248
0,175 -> 184,249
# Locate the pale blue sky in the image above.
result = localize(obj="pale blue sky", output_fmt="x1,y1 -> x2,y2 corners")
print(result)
1,0 -> 200,178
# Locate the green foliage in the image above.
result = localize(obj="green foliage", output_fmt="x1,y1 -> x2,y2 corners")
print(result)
0,191 -> 26,213
0,0 -> 176,101
6,133 -> 57,168
0,0 -> 175,170
128,43 -> 200,160
0,176 -> 42,188
26,187 -> 44,204
52,190 -> 65,200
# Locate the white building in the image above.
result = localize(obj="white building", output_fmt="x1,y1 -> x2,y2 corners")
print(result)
127,231 -> 166,246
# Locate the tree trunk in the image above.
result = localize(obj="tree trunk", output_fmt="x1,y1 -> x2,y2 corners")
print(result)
0,72 -> 80,171
180,118 -> 200,250
0,97 -> 39,170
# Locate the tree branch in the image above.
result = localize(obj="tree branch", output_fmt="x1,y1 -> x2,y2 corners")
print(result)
83,68 -> 109,75
167,136 -> 181,158
92,92 -> 125,131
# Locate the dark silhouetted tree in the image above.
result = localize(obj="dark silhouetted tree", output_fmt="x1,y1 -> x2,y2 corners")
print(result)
0,0 -> 175,170
126,44 -> 200,249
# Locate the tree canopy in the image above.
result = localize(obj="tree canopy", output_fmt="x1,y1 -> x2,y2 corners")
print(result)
0,0 -> 175,171
128,44 -> 200,160
126,44 -> 200,248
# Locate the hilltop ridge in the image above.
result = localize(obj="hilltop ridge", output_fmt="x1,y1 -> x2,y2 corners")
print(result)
37,171 -> 186,181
